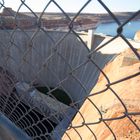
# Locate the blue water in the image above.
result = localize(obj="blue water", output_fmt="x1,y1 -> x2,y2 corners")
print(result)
95,20 -> 140,39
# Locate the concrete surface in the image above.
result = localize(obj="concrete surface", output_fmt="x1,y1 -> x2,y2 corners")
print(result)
92,34 -> 140,53
0,30 -> 112,106
0,30 -> 139,106
0,113 -> 31,140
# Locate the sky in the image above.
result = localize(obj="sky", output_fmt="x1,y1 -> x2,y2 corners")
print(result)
1,0 -> 140,13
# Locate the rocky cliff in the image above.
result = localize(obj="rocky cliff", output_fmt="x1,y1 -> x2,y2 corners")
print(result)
62,48 -> 140,140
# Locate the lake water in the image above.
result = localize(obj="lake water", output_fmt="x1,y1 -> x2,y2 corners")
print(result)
95,20 -> 140,39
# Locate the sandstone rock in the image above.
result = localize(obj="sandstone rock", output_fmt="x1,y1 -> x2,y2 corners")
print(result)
134,30 -> 140,42
62,48 -> 140,140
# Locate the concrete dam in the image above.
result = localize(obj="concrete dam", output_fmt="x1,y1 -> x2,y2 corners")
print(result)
0,29 -> 139,140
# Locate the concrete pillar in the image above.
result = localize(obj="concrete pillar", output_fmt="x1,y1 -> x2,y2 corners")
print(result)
87,29 -> 94,49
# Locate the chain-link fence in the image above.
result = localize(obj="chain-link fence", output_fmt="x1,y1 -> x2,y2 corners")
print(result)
0,0 -> 140,140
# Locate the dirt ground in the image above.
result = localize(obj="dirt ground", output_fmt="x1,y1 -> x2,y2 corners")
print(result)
62,48 -> 140,140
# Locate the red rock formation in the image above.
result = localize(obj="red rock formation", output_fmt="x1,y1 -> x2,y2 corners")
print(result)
62,48 -> 140,140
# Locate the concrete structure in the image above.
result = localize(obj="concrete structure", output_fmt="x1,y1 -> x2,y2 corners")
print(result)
78,30 -> 94,49
92,33 -> 140,51
0,29 -> 140,139
0,30 -> 118,107
0,113 -> 31,140
0,30 -> 139,105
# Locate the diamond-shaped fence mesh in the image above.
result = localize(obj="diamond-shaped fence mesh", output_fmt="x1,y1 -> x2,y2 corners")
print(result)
0,0 -> 140,140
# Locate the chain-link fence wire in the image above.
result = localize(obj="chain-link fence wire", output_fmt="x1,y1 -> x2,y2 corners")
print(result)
0,0 -> 140,140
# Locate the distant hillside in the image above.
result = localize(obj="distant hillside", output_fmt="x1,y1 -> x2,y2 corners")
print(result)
0,7 -> 140,30
24,11 -> 140,22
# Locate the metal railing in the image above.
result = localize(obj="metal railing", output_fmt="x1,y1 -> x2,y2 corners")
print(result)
0,0 -> 140,140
